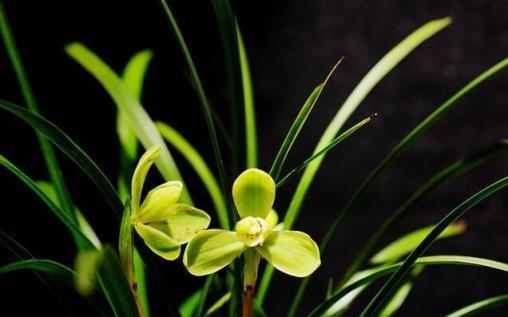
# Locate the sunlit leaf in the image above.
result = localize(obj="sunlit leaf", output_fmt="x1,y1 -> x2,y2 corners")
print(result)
444,294 -> 508,317
156,121 -> 228,229
75,249 -> 103,296
371,221 -> 467,264
270,59 -> 342,181
308,255 -> 508,317
360,176 -> 508,317
65,43 -> 192,204
260,18 -> 451,305
342,140 -> 508,283
157,0 -> 231,226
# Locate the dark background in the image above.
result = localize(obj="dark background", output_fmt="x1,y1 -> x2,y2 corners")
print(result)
1,0 -> 508,316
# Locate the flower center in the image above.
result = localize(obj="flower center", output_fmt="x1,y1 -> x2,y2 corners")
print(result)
235,217 -> 268,247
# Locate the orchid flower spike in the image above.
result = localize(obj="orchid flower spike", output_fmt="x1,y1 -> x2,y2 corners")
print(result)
184,168 -> 321,278
130,146 -> 210,260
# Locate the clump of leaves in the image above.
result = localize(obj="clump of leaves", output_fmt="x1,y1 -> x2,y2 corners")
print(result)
1,0 -> 508,317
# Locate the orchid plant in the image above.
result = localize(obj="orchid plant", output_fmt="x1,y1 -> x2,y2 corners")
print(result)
1,0 -> 508,317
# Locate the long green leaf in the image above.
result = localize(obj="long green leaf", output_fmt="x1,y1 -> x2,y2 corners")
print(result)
205,292 -> 231,316
158,0 -> 233,229
65,43 -> 191,204
341,140 -> 508,282
156,121 -> 228,229
194,275 -> 215,317
296,57 -> 508,317
211,0 -> 242,176
277,115 -> 374,188
324,56 -> 508,269
270,59 -> 342,181
371,221 -> 466,265
180,289 -> 201,317
0,0 -> 80,246
360,176 -> 508,317
307,255 -> 508,317
37,180 -> 102,249
0,259 -> 74,279
258,18 -> 451,304
117,50 -> 153,198
0,99 -> 123,216
444,294 -> 508,317
236,23 -> 257,168
119,50 -> 153,317
0,154 -> 93,249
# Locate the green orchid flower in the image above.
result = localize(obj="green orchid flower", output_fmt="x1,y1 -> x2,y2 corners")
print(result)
130,146 -> 211,260
184,168 -> 321,279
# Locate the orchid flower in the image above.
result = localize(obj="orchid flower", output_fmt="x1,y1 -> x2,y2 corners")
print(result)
183,168 -> 320,281
130,146 -> 211,260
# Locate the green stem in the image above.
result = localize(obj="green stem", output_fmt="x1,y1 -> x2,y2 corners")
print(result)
243,249 -> 260,317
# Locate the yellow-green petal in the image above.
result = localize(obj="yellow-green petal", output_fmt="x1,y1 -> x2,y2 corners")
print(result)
165,203 -> 211,244
137,181 -> 182,222
134,223 -> 181,260
232,168 -> 275,219
131,145 -> 161,214
265,209 -> 279,230
184,229 -> 248,276
256,230 -> 320,277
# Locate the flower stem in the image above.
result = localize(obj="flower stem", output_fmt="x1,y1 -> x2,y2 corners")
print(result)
243,249 -> 260,317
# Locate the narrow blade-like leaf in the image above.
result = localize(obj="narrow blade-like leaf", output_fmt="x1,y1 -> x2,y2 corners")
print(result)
270,59 -> 342,181
259,18 -> 451,304
307,255 -> 508,317
444,294 -> 508,317
156,121 -> 228,228
0,99 -> 123,216
0,154 -> 93,249
65,43 -> 191,204
0,259 -> 74,279
360,176 -> 508,317
0,0 -> 79,246
157,0 -> 233,228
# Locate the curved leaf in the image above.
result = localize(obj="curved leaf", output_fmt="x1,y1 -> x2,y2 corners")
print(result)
259,17 -> 451,304
65,43 -> 191,204
360,176 -> 508,317
0,259 -> 74,279
276,115 -> 374,188
157,0 -> 233,228
342,140 -> 508,282
0,0 -> 78,242
308,255 -> 508,317
270,59 -> 342,181
444,294 -> 508,317
0,99 -> 123,216
0,154 -> 93,249
156,121 -> 228,228
371,221 -> 466,265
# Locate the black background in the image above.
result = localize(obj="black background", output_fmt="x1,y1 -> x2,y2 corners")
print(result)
1,0 -> 508,316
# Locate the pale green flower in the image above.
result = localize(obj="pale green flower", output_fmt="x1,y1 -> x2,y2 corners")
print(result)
130,146 -> 211,260
184,168 -> 320,277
